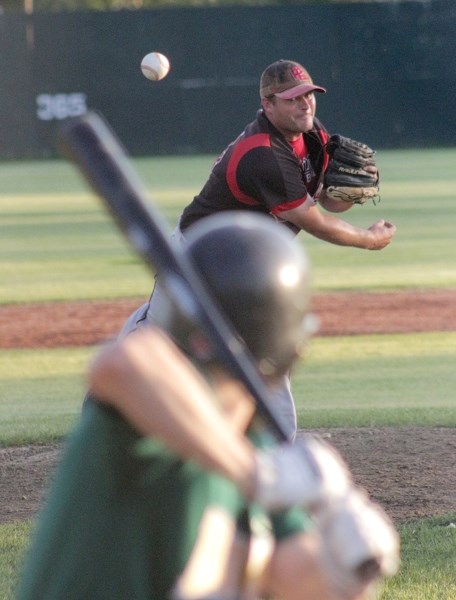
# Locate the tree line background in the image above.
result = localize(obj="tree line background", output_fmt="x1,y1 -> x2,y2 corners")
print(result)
1,0 -> 377,11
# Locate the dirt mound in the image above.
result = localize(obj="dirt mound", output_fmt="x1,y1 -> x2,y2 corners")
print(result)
1,427 -> 455,525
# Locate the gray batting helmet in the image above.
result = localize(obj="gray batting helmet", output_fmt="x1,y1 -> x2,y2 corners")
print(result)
161,212 -> 316,379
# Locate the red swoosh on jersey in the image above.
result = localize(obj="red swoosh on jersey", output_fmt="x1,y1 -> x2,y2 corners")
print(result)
226,133 -> 271,205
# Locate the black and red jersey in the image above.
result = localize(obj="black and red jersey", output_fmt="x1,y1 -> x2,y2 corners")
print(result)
180,110 -> 330,235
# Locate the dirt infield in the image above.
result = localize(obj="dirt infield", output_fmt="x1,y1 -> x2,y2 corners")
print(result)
1,289 -> 455,348
1,290 -> 455,525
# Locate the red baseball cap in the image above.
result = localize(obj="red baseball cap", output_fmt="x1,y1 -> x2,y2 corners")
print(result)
260,60 -> 326,99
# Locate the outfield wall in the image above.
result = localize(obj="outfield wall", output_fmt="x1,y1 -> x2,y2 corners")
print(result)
0,1 -> 454,159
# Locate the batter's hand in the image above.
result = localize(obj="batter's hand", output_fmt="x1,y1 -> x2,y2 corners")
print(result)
253,435 -> 353,511
367,220 -> 396,250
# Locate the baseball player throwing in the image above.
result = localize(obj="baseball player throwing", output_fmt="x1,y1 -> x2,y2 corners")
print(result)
118,59 -> 396,440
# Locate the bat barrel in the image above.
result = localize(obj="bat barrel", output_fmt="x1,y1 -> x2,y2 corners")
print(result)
58,111 -> 289,442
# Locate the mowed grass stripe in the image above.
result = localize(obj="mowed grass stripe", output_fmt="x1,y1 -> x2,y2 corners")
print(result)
1,149 -> 456,303
1,332 -> 455,445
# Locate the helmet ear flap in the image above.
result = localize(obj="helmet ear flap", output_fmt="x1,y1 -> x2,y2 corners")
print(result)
154,291 -> 217,365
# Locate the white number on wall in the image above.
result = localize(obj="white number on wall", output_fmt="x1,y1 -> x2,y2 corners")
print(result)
36,93 -> 88,121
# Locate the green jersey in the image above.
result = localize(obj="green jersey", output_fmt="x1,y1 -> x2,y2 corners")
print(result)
17,401 -> 309,599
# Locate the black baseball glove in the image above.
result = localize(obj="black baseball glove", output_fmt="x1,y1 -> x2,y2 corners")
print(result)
324,134 -> 380,205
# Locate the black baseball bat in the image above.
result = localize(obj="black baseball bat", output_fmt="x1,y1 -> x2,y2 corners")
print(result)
58,111 -> 289,442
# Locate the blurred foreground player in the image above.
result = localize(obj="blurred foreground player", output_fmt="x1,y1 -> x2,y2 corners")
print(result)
17,213 -> 399,600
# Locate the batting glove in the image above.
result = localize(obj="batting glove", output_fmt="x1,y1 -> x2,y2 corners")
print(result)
253,435 -> 353,511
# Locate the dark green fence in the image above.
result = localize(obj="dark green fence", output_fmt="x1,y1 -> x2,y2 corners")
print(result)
1,1 -> 454,158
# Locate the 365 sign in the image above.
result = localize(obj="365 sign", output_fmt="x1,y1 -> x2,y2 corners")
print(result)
36,93 -> 88,121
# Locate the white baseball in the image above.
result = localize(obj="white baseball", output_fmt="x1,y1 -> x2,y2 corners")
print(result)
140,52 -> 170,81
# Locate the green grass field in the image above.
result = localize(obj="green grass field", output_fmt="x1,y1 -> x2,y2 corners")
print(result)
1,149 -> 455,303
1,148 -> 456,599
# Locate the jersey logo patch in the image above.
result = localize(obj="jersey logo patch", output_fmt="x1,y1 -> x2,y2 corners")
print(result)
300,156 -> 316,183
